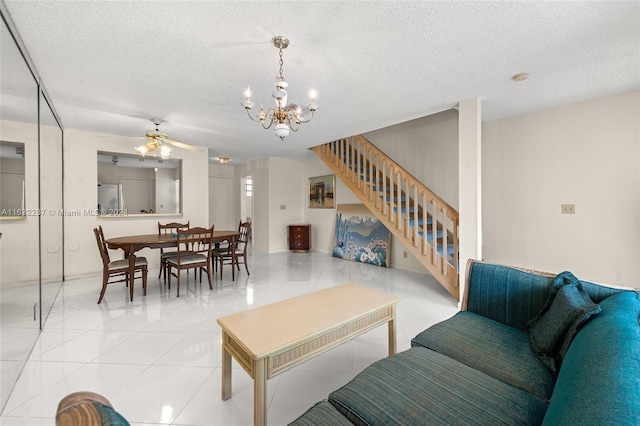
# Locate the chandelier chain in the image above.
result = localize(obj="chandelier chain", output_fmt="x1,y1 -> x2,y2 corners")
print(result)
278,48 -> 284,80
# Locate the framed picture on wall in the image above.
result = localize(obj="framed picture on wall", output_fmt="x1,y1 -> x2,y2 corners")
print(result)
309,174 -> 335,208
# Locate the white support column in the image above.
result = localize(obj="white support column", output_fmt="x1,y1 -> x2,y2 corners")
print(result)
458,98 -> 482,302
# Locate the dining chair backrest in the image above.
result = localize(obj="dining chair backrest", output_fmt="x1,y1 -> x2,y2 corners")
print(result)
239,226 -> 252,252
158,221 -> 190,235
176,226 -> 215,257
238,221 -> 251,244
93,226 -> 111,266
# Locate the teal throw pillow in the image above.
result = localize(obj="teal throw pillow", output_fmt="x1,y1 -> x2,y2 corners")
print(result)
93,402 -> 130,426
527,271 -> 601,376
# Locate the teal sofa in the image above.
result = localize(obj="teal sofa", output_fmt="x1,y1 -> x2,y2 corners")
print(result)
290,260 -> 640,425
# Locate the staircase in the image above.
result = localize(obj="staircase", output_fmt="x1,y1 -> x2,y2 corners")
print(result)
312,135 -> 460,300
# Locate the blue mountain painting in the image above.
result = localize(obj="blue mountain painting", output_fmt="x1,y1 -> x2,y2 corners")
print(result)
333,205 -> 391,268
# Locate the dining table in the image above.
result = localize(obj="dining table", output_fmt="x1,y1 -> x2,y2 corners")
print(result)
106,230 -> 241,299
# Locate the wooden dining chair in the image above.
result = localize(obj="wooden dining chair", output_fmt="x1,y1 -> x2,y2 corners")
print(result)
93,226 -> 148,304
215,220 -> 246,252
212,222 -> 252,280
166,226 -> 214,297
157,221 -> 190,282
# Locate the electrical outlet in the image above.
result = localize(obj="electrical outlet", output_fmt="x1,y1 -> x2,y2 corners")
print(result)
280,205 -> 286,210
403,251 -> 408,258
561,204 -> 575,214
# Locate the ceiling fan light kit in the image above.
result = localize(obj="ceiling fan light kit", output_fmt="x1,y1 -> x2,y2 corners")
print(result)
134,119 -> 202,159
241,36 -> 318,141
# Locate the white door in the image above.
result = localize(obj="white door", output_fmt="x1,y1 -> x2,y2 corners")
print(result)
209,177 -> 234,229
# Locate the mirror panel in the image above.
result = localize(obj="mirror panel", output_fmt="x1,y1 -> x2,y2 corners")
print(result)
97,151 -> 181,216
0,15 -> 40,412
39,92 -> 63,328
0,141 -> 25,216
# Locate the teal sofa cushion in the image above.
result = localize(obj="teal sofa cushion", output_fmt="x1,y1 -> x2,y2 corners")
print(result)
527,272 -> 601,375
412,311 -> 555,401
466,262 -> 551,331
328,347 -> 548,426
542,291 -> 640,425
288,400 -> 353,426
579,279 -> 625,303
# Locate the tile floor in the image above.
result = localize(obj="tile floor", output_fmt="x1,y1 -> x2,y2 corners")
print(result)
0,249 -> 458,425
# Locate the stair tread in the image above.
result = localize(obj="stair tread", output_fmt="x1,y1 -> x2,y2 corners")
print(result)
418,230 -> 443,240
409,218 -> 432,226
394,206 -> 418,214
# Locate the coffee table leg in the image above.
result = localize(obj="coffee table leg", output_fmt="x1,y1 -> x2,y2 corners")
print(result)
221,331 -> 232,400
254,358 -> 267,426
388,306 -> 397,355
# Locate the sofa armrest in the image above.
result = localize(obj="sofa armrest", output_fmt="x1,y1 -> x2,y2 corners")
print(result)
462,260 -> 553,331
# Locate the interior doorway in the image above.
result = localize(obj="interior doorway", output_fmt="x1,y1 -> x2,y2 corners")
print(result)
241,175 -> 253,224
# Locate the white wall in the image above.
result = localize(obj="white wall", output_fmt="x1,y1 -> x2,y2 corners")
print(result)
365,109 -> 460,208
267,157 -> 308,252
63,128 -> 209,278
483,90 -> 640,287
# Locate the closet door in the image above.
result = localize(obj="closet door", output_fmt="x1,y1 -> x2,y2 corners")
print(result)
39,92 -> 64,329
209,177 -> 234,229
0,16 -> 40,412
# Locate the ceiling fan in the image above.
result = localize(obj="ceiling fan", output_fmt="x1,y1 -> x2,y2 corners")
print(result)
134,119 -> 203,159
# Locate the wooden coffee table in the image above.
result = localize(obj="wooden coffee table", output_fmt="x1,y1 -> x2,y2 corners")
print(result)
217,283 -> 400,426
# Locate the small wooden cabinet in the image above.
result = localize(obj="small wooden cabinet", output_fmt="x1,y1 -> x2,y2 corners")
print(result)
289,224 -> 311,252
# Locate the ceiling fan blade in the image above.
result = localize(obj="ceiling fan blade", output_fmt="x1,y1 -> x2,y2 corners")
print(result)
165,139 -> 204,152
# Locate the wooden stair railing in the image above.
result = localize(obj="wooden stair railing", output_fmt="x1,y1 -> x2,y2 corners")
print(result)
312,135 -> 459,300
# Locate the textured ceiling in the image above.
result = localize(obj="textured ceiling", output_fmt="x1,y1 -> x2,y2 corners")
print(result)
2,1 -> 639,165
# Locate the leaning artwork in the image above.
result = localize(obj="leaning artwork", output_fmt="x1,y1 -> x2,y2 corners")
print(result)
333,204 -> 391,268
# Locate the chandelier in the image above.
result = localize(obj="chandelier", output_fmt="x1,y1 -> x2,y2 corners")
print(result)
241,36 -> 318,140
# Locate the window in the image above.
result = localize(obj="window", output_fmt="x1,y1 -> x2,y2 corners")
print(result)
245,177 -> 253,197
